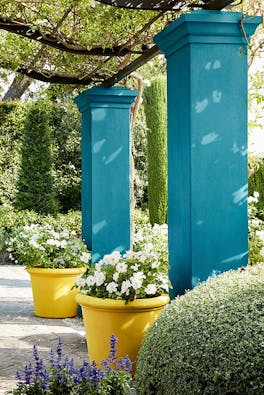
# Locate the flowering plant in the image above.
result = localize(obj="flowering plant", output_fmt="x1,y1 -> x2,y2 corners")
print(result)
76,246 -> 169,302
6,224 -> 90,269
9,336 -> 132,395
248,191 -> 264,264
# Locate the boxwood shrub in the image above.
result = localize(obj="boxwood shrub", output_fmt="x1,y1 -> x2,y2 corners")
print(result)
135,265 -> 264,395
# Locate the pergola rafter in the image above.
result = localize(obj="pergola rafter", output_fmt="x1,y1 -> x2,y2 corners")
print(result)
0,0 -> 237,87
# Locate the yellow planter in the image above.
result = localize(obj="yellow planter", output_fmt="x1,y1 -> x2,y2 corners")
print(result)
76,293 -> 170,371
27,267 -> 86,318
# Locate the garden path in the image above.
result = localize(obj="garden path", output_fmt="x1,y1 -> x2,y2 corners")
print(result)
0,265 -> 87,394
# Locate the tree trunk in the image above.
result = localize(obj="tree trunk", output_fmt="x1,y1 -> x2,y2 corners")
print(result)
2,74 -> 32,101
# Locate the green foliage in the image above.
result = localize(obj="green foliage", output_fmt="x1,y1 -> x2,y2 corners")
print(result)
143,76 -> 167,225
0,102 -> 26,204
14,100 -> 58,214
248,192 -> 264,264
0,100 -> 81,212
133,107 -> 148,207
135,265 -> 264,395
49,102 -> 81,212
0,206 -> 82,262
249,157 -> 264,218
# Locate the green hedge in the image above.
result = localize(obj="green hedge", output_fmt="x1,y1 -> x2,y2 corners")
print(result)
249,156 -> 264,219
135,265 -> 264,395
0,100 -> 81,212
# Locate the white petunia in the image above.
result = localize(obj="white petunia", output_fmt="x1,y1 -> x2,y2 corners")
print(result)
256,230 -> 264,241
121,280 -> 131,294
103,251 -> 121,265
116,262 -> 128,273
131,264 -> 139,271
75,275 -> 87,288
94,271 -> 106,286
145,284 -> 157,295
130,272 -> 145,290
106,282 -> 118,293
113,272 -> 119,282
151,261 -> 159,269
85,275 -> 96,287
80,252 -> 91,263
123,250 -> 135,259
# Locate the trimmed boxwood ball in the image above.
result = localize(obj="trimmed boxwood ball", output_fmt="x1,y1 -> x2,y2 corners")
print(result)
134,265 -> 264,395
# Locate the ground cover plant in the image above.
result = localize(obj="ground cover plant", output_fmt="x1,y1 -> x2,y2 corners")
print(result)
134,264 -> 264,395
9,335 -> 132,395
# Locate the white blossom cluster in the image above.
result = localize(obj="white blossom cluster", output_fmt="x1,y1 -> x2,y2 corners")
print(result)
6,223 -> 90,268
76,247 -> 169,302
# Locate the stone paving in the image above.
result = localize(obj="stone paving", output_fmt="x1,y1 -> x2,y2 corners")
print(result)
0,265 -> 88,394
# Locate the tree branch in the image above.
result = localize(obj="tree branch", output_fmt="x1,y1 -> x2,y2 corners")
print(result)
0,17 -> 143,56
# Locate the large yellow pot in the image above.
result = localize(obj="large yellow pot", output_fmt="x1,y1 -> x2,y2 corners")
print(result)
27,267 -> 86,318
76,293 -> 170,371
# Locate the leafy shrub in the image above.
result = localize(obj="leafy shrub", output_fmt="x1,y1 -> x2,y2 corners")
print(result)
249,156 -> 264,219
50,102 -> 81,212
248,192 -> 264,264
15,100 -> 58,214
0,102 -> 26,204
135,265 -> 264,395
10,335 -> 132,395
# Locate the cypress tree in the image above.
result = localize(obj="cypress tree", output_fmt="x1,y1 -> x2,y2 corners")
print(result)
15,100 -> 58,214
143,76 -> 167,225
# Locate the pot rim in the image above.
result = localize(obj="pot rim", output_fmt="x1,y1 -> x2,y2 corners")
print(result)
76,293 -> 170,311
27,267 -> 87,275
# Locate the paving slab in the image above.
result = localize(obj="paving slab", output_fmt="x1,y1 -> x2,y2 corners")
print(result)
0,265 -> 87,394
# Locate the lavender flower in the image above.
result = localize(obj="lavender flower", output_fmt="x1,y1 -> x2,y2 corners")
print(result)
12,336 -> 132,394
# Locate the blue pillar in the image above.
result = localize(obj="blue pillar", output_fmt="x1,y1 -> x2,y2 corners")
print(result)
75,86 -> 137,262
155,11 -> 262,297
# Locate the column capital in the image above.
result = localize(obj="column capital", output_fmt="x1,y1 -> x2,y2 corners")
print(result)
74,86 -> 137,113
154,10 -> 262,57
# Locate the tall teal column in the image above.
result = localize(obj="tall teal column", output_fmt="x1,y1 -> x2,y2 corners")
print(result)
75,86 -> 137,262
155,11 -> 262,297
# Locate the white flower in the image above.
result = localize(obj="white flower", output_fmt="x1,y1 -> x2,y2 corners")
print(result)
113,272 -> 119,282
106,282 -> 118,293
85,275 -> 96,287
256,230 -> 264,240
46,239 -> 61,247
253,191 -> 259,199
29,239 -> 44,250
80,252 -> 91,263
116,262 -> 128,273
121,280 -> 131,294
123,250 -> 135,259
145,284 -> 157,295
131,264 -> 139,271
103,251 -> 121,265
75,275 -> 87,288
60,240 -> 68,248
151,261 -> 159,269
144,243 -> 153,252
130,272 -> 145,290
94,271 -> 106,286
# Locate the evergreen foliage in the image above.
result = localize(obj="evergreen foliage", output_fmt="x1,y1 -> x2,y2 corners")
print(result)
0,102 -> 25,204
14,100 -> 58,214
249,157 -> 264,218
143,76 -> 167,224
135,265 -> 264,395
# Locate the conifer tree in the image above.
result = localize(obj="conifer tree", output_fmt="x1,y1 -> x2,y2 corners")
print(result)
143,76 -> 167,224
15,100 -> 58,214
